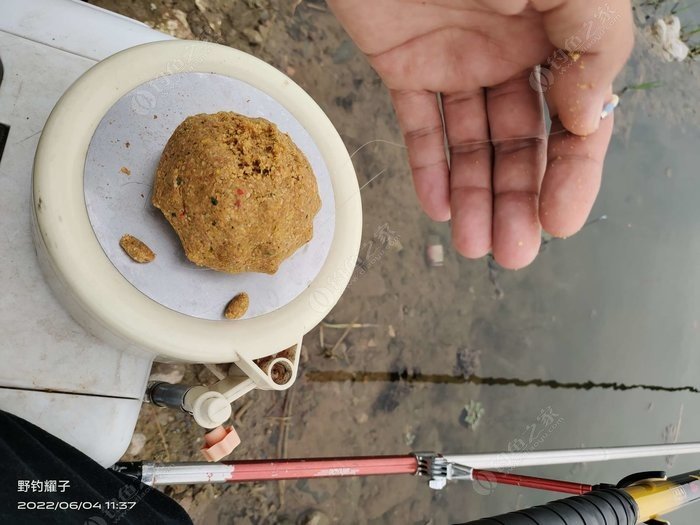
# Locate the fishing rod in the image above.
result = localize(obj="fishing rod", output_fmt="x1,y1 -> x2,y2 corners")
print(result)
114,441 -> 700,524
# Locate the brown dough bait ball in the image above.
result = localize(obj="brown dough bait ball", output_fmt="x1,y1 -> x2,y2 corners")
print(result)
152,112 -> 321,274
224,292 -> 249,320
119,234 -> 155,263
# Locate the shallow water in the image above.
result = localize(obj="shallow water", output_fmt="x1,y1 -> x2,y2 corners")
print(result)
472,110 -> 700,524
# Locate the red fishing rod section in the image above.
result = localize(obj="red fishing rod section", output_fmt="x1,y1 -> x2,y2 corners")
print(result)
471,469 -> 591,495
218,455 -> 591,495
222,455 -> 418,481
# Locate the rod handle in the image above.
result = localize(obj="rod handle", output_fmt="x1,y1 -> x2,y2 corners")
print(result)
458,487 -> 638,525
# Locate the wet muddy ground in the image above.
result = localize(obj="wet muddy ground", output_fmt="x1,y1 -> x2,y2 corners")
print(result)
88,1 -> 700,523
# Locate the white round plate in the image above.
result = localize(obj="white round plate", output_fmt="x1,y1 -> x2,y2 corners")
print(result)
33,41 -> 361,363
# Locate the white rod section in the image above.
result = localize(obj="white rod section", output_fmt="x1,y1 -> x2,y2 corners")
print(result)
444,442 -> 700,470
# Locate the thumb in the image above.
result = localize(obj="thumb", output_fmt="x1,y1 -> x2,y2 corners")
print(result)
531,0 -> 634,135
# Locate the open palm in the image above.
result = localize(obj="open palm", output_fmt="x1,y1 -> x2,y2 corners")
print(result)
328,0 -> 633,268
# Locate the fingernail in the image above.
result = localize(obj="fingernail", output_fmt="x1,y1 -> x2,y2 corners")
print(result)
600,94 -> 620,120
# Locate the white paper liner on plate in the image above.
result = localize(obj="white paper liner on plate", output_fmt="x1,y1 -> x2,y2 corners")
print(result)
84,72 -> 335,321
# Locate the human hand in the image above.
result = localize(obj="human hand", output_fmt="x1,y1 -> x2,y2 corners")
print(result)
327,0 -> 633,269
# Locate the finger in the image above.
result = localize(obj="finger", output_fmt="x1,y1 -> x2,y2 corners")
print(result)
486,72 -> 547,270
442,89 -> 492,258
540,109 -> 614,237
389,89 -> 450,221
473,0 -> 530,15
531,0 -> 633,135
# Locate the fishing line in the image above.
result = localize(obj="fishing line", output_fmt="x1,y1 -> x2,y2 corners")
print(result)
358,168 -> 387,191
348,129 -> 576,191
348,94 -> 620,189
349,129 -> 573,161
